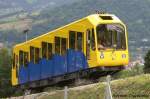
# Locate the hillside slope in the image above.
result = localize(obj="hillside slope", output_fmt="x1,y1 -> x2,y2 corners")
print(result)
37,0 -> 150,58
0,0 -> 150,58
10,74 -> 150,99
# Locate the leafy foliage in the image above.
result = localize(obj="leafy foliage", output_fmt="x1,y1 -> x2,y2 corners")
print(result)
0,48 -> 14,98
144,50 -> 150,73
113,64 -> 144,79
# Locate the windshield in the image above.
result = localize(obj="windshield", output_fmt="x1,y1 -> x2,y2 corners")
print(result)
96,24 -> 126,50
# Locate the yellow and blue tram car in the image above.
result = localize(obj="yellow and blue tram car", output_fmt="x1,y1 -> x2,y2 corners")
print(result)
12,13 -> 129,87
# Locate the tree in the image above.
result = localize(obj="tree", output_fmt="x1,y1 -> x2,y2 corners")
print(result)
144,50 -> 150,73
0,48 -> 14,98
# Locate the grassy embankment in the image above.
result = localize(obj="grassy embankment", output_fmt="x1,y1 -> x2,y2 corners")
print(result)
38,74 -> 150,99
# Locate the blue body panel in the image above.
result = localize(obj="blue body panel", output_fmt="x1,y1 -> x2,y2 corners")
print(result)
18,66 -> 28,84
67,50 -> 77,72
53,54 -> 67,76
41,59 -> 53,79
28,62 -> 41,81
67,50 -> 88,73
18,49 -> 88,84
75,50 -> 87,70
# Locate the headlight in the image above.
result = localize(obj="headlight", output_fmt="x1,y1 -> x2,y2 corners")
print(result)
100,54 -> 104,59
122,54 -> 126,58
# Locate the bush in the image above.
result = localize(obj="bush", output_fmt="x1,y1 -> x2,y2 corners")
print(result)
144,50 -> 150,73
0,48 -> 14,98
113,64 -> 144,79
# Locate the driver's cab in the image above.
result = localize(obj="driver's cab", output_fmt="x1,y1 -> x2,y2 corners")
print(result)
87,14 -> 129,68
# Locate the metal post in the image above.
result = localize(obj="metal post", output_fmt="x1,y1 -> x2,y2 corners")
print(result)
25,32 -> 28,42
64,86 -> 68,99
23,29 -> 29,42
23,89 -> 31,99
105,75 -> 113,99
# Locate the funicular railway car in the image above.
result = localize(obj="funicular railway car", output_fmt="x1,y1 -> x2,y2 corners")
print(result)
12,13 -> 129,89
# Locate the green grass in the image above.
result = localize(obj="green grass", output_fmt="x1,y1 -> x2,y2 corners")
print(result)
39,74 -> 150,99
